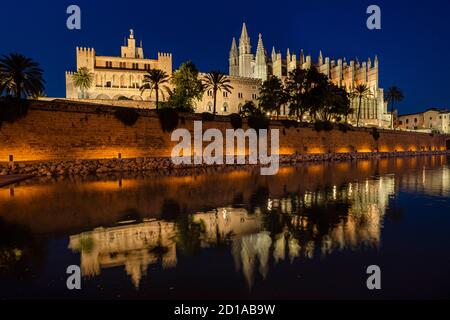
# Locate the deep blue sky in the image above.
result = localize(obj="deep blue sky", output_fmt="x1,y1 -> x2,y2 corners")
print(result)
1,0 -> 449,114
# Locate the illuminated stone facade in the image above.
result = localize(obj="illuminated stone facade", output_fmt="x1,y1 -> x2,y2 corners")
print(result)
65,29 -> 260,116
229,23 -> 391,127
65,29 -> 173,102
66,27 -> 391,126
396,108 -> 450,134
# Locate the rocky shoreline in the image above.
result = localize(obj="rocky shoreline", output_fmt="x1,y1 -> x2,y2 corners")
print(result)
1,150 -> 449,178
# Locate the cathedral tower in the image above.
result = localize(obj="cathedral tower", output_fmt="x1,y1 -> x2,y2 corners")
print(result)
254,34 -> 268,81
229,37 -> 239,76
238,23 -> 254,78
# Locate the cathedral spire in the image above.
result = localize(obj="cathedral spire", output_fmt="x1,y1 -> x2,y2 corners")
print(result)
255,33 -> 268,81
240,23 -> 249,41
318,50 -> 323,65
271,46 -> 276,61
239,22 -> 251,55
287,48 -> 291,61
229,37 -> 239,76
230,37 -> 238,55
256,34 -> 265,57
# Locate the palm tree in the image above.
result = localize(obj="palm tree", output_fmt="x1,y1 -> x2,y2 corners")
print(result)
140,69 -> 170,109
351,84 -> 372,127
202,71 -> 233,115
385,86 -> 404,129
30,90 -> 47,100
0,53 -> 45,98
71,67 -> 94,99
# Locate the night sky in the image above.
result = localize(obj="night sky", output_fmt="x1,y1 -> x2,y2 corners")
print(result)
1,0 -> 449,114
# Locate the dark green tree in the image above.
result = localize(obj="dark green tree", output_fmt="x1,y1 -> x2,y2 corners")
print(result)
302,68 -> 330,120
320,84 -> 351,121
258,76 -> 288,120
167,61 -> 204,112
285,67 -> 308,120
238,101 -> 263,117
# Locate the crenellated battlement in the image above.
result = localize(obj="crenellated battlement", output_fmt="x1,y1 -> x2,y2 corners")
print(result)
158,52 -> 172,58
76,47 -> 96,56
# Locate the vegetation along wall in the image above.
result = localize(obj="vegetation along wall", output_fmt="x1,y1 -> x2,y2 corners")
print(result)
0,100 -> 449,162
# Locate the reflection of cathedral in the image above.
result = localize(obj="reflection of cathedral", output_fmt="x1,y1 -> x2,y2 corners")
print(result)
69,175 -> 395,289
228,176 -> 395,288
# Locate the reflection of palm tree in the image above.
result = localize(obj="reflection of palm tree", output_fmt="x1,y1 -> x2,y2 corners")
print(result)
160,199 -> 182,221
213,222 -> 234,249
0,218 -> 46,278
249,186 -> 270,214
175,215 -> 205,256
150,222 -> 170,258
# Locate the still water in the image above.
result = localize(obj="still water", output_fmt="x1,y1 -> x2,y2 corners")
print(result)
1,156 -> 450,299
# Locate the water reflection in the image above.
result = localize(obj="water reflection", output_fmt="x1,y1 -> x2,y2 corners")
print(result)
1,156 -> 449,297
69,221 -> 177,288
68,174 -> 395,288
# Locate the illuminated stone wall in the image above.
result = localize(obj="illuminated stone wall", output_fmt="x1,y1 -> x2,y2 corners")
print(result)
0,100 -> 449,162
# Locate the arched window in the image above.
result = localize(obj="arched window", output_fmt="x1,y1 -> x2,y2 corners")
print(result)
207,102 -> 212,112
223,103 -> 228,113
